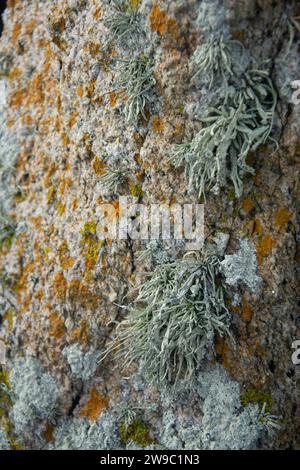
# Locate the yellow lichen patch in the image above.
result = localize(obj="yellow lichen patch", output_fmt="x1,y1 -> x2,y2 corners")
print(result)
56,200 -> 66,216
72,197 -> 78,211
152,115 -> 165,132
47,185 -> 56,204
130,0 -> 141,9
43,162 -> 57,188
80,388 -> 108,421
93,5 -> 102,20
2,309 -> 14,331
256,235 -> 277,265
8,67 -> 22,80
129,183 -> 144,198
109,91 -> 118,108
243,197 -> 254,214
242,297 -> 253,323
61,132 -> 70,147
58,177 -> 73,195
72,319 -> 90,345
76,85 -> 84,98
149,3 -> 178,37
274,207 -> 292,230
88,42 -> 101,58
67,111 -> 79,128
52,272 -> 68,300
93,156 -> 106,176
58,240 -> 75,270
49,312 -> 66,340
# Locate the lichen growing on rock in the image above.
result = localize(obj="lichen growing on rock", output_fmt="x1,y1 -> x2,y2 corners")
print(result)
8,356 -> 59,433
221,239 -> 262,293
63,344 -> 100,381
102,252 -> 231,385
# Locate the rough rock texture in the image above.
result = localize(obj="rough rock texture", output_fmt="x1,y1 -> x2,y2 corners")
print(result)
0,0 -> 299,450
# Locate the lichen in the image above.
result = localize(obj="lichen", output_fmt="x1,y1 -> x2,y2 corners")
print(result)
8,356 -> 59,434
101,252 -> 231,385
119,418 -> 154,448
114,54 -> 156,124
63,344 -> 100,381
240,388 -> 273,413
221,239 -> 262,293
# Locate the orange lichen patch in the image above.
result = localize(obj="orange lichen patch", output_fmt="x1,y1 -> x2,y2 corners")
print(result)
52,272 -> 68,300
58,177 -> 73,195
214,335 -> 231,369
30,216 -> 43,230
68,279 -> 99,310
9,88 -> 26,109
21,114 -> 34,126
86,79 -> 96,99
58,240 -> 75,270
61,132 -> 70,147
93,5 -> 102,20
8,67 -> 22,80
43,423 -> 55,443
49,312 -> 66,340
67,111 -> 79,128
72,319 -> 90,345
80,388 -> 108,421
256,235 -> 277,265
242,298 -> 253,323
109,91 -> 118,108
149,3 -> 178,37
52,36 -> 68,51
24,20 -> 37,35
274,207 -> 292,230
12,22 -> 21,44
44,163 -> 57,188
34,288 -> 44,302
93,156 -> 106,176
76,85 -> 84,98
152,115 -> 165,132
243,197 -> 254,214
246,218 -> 263,237
72,197 -> 78,211
86,41 -> 101,58
56,200 -> 66,216
8,0 -> 20,7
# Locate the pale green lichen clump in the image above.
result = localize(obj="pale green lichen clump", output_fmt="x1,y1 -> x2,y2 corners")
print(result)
101,252 -> 231,385
104,0 -> 143,48
114,55 -> 156,124
170,63 -> 277,198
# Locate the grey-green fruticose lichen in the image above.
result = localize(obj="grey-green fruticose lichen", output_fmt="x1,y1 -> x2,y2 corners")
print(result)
104,0 -> 144,49
9,356 -> 59,433
114,54 -> 156,124
101,252 -> 231,385
221,239 -> 262,293
170,27 -> 277,199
